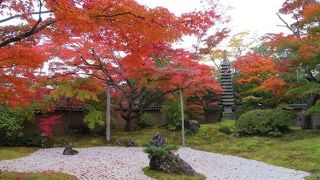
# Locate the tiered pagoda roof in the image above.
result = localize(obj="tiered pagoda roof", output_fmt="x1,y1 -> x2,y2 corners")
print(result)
220,51 -> 235,109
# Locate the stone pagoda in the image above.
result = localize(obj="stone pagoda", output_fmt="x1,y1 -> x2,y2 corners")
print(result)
220,51 -> 235,119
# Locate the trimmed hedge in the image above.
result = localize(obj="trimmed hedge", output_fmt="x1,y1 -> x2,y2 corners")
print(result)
236,109 -> 295,137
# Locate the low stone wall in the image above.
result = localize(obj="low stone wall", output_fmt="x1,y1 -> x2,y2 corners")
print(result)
24,111 -> 86,135
23,110 -> 222,135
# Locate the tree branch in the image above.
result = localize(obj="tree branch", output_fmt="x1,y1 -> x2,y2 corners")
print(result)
38,0 -> 43,20
0,10 -> 51,24
93,11 -> 145,20
306,71 -> 319,82
79,55 -> 100,68
0,19 -> 56,47
276,13 -> 299,36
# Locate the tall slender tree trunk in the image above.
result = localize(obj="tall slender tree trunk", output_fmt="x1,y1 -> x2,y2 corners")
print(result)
179,89 -> 185,146
106,85 -> 111,142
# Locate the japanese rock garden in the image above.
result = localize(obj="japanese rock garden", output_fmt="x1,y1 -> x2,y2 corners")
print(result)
0,0 -> 319,179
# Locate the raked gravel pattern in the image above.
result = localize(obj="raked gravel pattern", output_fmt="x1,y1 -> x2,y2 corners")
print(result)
0,147 -> 310,180
178,148 -> 310,180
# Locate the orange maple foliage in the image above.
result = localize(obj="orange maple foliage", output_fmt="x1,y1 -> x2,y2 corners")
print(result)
0,45 -> 46,106
267,0 -> 319,76
257,77 -> 288,97
233,53 -> 288,97
0,0 -> 225,108
233,53 -> 277,83
23,0 -> 226,131
302,3 -> 320,22
236,0 -> 319,100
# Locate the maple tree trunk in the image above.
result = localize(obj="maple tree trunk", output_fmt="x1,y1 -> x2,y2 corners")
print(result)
123,116 -> 133,132
135,111 -> 144,126
122,110 -> 144,132
121,105 -> 134,132
300,73 -> 319,129
300,94 -> 319,129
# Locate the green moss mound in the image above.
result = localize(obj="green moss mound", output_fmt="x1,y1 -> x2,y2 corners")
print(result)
0,171 -> 75,180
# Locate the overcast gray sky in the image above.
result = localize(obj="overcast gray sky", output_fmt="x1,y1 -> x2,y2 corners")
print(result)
135,0 -> 290,50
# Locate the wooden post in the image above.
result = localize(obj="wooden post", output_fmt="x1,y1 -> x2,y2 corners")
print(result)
179,88 -> 185,146
106,85 -> 111,142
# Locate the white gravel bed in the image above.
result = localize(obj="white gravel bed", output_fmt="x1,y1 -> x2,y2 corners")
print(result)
177,147 -> 310,180
0,147 -> 310,180
0,147 -> 152,180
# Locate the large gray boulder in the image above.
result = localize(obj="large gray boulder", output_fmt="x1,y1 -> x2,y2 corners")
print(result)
149,153 -> 195,175
148,133 -> 195,175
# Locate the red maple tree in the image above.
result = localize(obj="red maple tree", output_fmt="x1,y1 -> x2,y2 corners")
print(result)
1,0 -> 226,132
39,115 -> 62,139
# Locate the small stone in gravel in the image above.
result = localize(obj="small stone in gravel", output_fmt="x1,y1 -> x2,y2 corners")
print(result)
63,145 -> 79,155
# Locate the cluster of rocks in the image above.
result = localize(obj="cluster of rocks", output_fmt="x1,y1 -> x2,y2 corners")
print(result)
148,133 -> 196,175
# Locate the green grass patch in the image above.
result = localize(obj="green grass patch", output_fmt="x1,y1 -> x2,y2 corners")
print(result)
53,135 -> 106,148
187,121 -> 320,174
305,172 -> 320,180
0,171 -> 75,180
53,127 -> 181,148
0,147 -> 38,160
111,127 -> 180,146
143,167 -> 205,180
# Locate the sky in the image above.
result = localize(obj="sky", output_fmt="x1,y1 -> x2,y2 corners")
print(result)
135,0 -> 290,50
